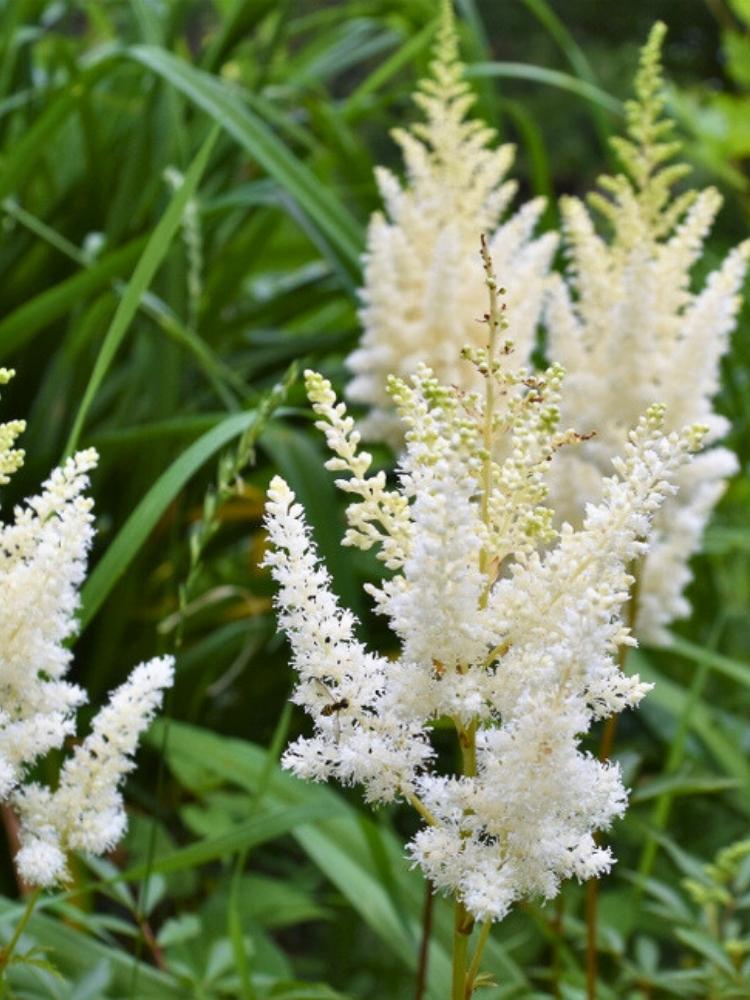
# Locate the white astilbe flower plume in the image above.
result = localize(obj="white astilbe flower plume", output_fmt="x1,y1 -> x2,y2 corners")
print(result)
346,0 -> 557,447
545,22 -> 750,643
14,657 -> 174,887
0,374 -> 174,887
264,243 -> 705,923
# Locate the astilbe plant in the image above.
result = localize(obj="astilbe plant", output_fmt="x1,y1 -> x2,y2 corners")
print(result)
0,368 -> 173,973
545,22 -> 750,644
346,0 -> 557,447
263,241 -> 706,997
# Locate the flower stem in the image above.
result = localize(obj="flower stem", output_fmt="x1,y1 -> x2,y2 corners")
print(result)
450,719 -> 481,998
477,233 -> 504,603
465,920 -> 492,996
0,887 -> 41,991
414,881 -> 435,1000
404,789 -> 439,828
479,234 -> 499,539
451,241 -> 502,999
585,561 -> 641,999
451,900 -> 473,1000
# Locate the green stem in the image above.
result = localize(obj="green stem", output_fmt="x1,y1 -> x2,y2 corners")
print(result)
451,900 -> 473,1000
586,561 -> 641,1000
451,720 -> 479,998
414,881 -> 435,1000
404,789 -> 439,828
450,238 -> 501,999
465,921 -> 492,997
0,888 -> 41,990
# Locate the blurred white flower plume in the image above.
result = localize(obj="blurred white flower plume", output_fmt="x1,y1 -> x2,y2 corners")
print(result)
545,22 -> 750,643
346,0 -> 557,447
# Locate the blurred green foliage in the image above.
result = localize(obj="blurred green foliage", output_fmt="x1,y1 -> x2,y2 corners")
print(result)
0,0 -> 748,997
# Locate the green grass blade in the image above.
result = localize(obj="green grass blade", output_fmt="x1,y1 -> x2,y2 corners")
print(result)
2,196 -> 88,264
456,0 -> 502,130
667,635 -> 750,688
519,0 -> 612,146
121,803 -> 340,880
521,0 -> 597,84
0,54 -> 117,201
342,21 -> 436,118
79,409 -> 257,632
499,98 -> 553,205
634,651 -> 750,803
126,45 -> 363,280
0,238 -> 145,360
0,899 -> 181,997
266,986 -> 352,1000
63,125 -> 219,458
467,62 -> 623,115
200,0 -> 276,72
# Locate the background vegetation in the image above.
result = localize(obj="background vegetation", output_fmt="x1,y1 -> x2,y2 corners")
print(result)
0,0 -> 749,997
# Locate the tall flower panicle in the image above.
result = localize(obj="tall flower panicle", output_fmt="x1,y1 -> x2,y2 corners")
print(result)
14,657 -> 175,887
545,22 -> 750,643
264,242 -> 705,923
346,0 -> 557,446
0,374 -> 174,887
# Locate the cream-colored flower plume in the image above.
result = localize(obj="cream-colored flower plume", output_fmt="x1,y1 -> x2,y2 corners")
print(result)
346,0 -> 557,447
0,372 -> 174,887
265,246 -> 705,922
546,23 -> 749,643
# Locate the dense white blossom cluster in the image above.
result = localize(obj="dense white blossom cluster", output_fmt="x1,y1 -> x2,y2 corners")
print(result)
346,0 -> 556,446
264,256 -> 705,920
14,657 -> 174,887
545,23 -> 750,643
0,374 -> 173,887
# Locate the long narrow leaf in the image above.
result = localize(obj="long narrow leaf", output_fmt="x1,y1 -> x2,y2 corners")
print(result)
0,239 -> 144,359
80,409 -> 257,631
468,62 -> 623,114
0,898 -> 181,997
667,635 -> 750,689
122,802 -> 340,880
63,126 -> 219,457
127,46 -> 363,281
634,651 -> 750,805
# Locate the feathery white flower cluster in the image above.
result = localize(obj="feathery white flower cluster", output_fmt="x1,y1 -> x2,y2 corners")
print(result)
14,657 -> 174,887
545,23 -> 750,643
0,374 -> 173,887
346,0 -> 556,446
264,250 -> 705,922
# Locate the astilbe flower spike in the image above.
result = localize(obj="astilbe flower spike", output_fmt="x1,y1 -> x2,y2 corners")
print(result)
346,0 -> 557,447
545,22 -> 750,643
264,241 -> 706,925
0,372 -> 173,887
